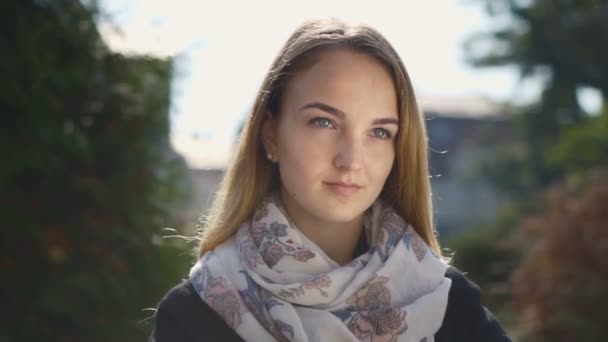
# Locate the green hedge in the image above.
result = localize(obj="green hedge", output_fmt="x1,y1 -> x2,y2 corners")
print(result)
0,1 -> 192,340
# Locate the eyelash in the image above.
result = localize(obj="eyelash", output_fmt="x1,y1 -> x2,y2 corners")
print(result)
372,128 -> 392,139
309,117 -> 393,140
311,117 -> 334,129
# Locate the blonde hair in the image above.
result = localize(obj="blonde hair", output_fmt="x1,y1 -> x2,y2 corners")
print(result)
197,18 -> 441,257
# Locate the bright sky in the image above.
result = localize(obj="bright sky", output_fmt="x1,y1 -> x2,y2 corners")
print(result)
98,0 -> 540,169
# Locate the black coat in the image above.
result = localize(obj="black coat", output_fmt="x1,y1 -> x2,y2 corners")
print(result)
151,266 -> 511,341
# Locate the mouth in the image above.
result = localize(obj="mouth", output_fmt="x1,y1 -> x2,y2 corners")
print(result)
323,181 -> 363,196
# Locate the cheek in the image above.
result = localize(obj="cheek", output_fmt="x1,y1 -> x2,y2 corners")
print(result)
276,130 -> 328,181
278,127 -> 325,159
366,143 -> 395,181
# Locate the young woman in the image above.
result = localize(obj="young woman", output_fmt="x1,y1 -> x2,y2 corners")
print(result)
152,18 -> 511,342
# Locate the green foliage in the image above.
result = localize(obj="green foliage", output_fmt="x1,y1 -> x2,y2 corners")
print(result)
448,207 -> 522,322
548,107 -> 608,174
456,0 -> 608,338
475,104 -> 608,200
511,170 -> 608,341
475,144 -> 534,200
0,1 -> 192,341
466,0 -> 608,197
466,0 -> 608,93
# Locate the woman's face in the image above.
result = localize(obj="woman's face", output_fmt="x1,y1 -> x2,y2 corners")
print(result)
264,48 -> 399,226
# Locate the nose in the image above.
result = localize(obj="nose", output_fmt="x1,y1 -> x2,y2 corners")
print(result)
334,134 -> 364,171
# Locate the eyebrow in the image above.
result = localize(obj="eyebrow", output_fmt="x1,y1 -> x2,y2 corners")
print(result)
298,101 -> 399,126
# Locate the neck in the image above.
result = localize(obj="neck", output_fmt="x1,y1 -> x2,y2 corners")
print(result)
278,191 -> 363,266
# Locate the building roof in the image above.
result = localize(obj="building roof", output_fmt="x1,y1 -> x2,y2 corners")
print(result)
418,94 -> 506,119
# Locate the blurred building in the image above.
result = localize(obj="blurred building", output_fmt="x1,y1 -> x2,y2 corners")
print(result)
421,95 -> 515,240
178,168 -> 224,235
179,95 -> 515,239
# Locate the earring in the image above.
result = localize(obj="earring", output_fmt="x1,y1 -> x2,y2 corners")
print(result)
267,152 -> 274,162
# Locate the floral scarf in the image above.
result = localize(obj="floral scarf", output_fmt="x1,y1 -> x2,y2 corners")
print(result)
190,196 -> 451,342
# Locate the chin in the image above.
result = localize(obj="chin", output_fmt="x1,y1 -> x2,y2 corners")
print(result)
310,197 -> 371,223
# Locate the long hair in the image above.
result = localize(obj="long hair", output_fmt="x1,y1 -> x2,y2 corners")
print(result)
197,18 -> 441,257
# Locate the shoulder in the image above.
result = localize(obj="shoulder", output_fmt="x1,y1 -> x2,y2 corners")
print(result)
444,266 -> 482,301
435,267 -> 512,342
152,280 -> 243,342
157,279 -> 200,314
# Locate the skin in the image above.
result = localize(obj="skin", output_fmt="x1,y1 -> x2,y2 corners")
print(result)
263,48 -> 399,265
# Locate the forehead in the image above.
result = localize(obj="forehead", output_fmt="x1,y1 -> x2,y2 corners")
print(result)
281,49 -> 398,117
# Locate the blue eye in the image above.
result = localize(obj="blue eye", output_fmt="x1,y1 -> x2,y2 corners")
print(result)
311,117 -> 334,128
372,128 -> 391,139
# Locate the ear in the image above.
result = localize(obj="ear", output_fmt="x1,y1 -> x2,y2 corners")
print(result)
261,112 -> 278,159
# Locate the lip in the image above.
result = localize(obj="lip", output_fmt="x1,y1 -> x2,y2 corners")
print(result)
323,181 -> 362,196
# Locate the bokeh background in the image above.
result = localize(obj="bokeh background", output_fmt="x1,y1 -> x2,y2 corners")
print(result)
1,0 -> 607,341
